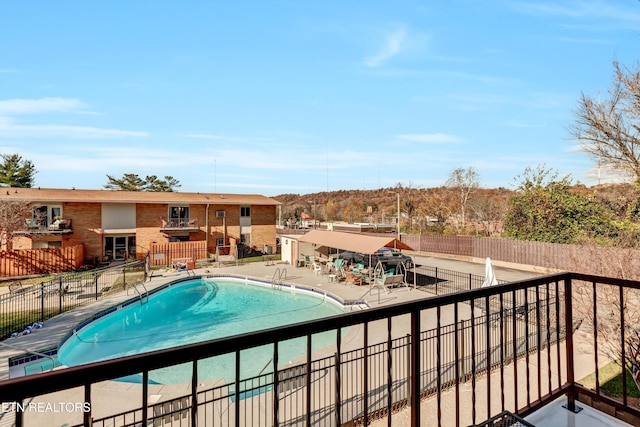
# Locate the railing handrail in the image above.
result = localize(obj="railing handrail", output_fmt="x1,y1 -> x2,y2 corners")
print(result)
0,342 -> 56,373
0,271 -> 574,401
3,269 -> 640,427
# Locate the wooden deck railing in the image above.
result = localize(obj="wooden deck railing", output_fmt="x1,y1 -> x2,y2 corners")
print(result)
0,245 -> 84,277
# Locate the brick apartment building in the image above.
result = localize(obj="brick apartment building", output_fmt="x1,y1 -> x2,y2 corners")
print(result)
6,187 -> 280,263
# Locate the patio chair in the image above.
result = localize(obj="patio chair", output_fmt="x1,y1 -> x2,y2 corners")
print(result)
312,262 -> 323,276
303,255 -> 312,269
25,219 -> 39,229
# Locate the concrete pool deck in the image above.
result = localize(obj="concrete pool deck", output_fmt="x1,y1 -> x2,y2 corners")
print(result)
0,253 -> 543,426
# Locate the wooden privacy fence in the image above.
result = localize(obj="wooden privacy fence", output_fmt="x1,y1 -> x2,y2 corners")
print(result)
400,234 -> 640,278
0,244 -> 84,277
149,241 -> 208,266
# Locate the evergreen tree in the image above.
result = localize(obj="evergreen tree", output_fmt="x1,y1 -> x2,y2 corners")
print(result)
104,173 -> 181,191
0,154 -> 37,188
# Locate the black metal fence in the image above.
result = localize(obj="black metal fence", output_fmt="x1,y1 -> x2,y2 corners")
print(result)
0,259 -> 147,339
0,273 -> 638,427
410,265 -> 508,295
80,290 -> 561,427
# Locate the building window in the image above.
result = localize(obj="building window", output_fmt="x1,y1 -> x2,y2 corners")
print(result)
240,233 -> 251,246
168,206 -> 190,227
216,238 -> 224,248
33,205 -> 62,227
104,236 -> 136,261
240,206 -> 250,217
169,235 -> 190,242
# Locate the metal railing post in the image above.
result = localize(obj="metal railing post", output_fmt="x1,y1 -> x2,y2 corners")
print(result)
59,276 -> 63,314
142,371 -> 149,426
40,283 -> 44,322
406,333 -> 411,407
563,274 -> 581,413
335,329 -> 342,427
273,342 -> 279,427
84,383 -> 92,427
192,361 -> 198,427
410,310 -> 420,426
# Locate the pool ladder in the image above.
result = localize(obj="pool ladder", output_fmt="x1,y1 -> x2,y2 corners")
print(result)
128,280 -> 149,305
272,268 -> 287,289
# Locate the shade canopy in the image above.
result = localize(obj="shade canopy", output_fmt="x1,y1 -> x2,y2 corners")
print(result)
298,230 -> 413,255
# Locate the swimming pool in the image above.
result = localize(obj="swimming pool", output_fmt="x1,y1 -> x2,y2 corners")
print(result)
55,277 -> 348,384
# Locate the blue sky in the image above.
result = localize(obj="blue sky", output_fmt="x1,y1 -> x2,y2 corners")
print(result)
1,1 -> 639,196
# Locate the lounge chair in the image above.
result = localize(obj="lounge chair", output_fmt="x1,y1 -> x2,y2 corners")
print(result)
371,272 -> 407,293
345,271 -> 363,286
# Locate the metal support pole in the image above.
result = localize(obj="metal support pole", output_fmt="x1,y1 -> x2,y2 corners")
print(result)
191,361 -> 198,427
562,275 -> 582,413
142,371 -> 149,426
410,310 -> 420,426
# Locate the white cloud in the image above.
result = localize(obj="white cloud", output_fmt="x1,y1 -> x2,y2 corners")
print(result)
0,122 -> 148,139
509,1 -> 640,26
0,97 -> 145,139
395,133 -> 464,143
185,133 -> 244,142
0,97 -> 89,115
365,26 -> 408,67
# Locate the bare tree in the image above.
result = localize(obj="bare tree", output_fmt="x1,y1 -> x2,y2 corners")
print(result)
468,191 -> 509,236
445,167 -> 480,230
0,200 -> 31,250
570,61 -> 640,185
392,183 -> 423,232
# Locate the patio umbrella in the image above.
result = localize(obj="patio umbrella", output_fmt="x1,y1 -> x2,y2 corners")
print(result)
481,257 -> 498,287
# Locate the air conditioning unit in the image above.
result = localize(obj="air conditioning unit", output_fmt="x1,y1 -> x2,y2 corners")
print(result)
216,210 -> 225,218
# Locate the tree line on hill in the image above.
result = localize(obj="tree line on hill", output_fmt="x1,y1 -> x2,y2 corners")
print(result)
274,165 -> 640,249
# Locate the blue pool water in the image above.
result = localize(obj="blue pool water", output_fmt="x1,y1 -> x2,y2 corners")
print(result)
56,278 -> 346,384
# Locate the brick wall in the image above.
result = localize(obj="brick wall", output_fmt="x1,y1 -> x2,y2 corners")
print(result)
250,205 -> 277,250
64,202 -> 102,261
13,200 -> 278,263
136,204 -> 170,258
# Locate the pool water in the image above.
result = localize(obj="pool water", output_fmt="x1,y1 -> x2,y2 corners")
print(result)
56,278 -> 345,384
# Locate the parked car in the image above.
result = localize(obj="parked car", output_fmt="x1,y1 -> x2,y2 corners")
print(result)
337,248 -> 413,272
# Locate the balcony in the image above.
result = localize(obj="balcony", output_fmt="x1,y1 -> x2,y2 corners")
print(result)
13,218 -> 73,236
160,217 -> 199,231
0,272 -> 638,426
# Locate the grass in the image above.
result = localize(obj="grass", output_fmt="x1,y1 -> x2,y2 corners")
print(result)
107,272 -> 146,295
206,253 -> 282,266
579,360 -> 640,399
1,308 -> 60,337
